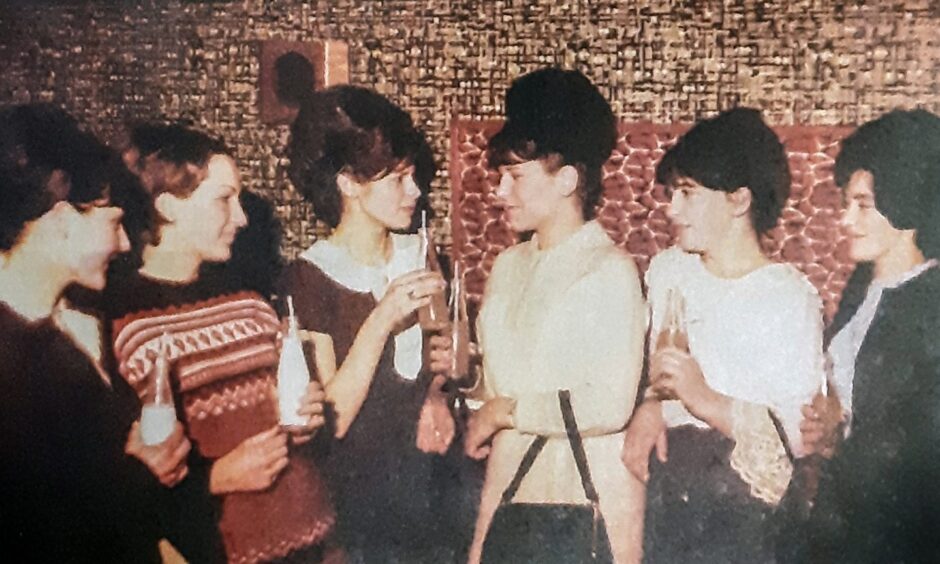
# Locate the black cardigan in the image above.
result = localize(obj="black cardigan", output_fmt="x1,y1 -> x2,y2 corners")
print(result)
0,302 -> 223,563
809,264 -> 940,563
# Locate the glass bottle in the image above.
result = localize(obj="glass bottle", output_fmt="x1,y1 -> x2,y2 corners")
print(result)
417,211 -> 449,330
140,332 -> 178,446
277,295 -> 311,431
449,262 -> 471,383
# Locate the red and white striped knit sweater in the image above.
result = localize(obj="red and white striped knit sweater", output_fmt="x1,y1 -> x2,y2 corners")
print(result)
112,290 -> 334,564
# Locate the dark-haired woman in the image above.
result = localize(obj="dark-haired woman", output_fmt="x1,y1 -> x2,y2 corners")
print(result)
462,68 -> 647,564
621,108 -> 825,563
103,123 -> 334,563
282,86 -> 466,563
799,110 -> 940,563
0,104 -> 224,562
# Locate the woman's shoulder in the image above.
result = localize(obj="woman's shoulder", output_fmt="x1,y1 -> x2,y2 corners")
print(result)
759,261 -> 822,307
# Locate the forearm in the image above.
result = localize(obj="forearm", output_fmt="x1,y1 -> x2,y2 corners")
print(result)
325,310 -> 391,438
688,389 -> 735,438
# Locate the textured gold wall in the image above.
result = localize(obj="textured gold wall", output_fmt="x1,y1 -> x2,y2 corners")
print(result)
2,0 -> 939,255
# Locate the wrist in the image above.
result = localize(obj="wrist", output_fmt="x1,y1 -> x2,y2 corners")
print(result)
209,459 -> 233,495
494,396 -> 516,430
690,388 -> 730,426
364,308 -> 393,339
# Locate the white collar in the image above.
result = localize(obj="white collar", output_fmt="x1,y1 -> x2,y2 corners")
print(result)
300,233 -> 422,298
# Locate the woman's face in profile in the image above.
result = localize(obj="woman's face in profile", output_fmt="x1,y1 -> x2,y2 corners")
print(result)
356,163 -> 421,231
841,169 -> 905,263
64,201 -> 131,290
495,159 -> 563,233
667,176 -> 736,256
164,154 -> 247,264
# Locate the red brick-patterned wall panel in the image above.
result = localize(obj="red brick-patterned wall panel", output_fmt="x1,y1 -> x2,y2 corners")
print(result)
451,119 -> 853,321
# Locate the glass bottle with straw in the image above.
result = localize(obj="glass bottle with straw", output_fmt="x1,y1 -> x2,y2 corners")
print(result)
417,210 -> 449,330
277,295 -> 311,431
140,332 -> 178,445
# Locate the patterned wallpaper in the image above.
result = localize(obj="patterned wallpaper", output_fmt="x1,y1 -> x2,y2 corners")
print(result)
1,0 -> 939,256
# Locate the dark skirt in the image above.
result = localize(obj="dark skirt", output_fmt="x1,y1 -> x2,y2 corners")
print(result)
643,426 -> 775,564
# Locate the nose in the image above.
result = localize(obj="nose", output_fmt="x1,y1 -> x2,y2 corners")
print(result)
231,196 -> 248,229
404,174 -> 421,200
117,226 -> 131,253
667,190 -> 683,221
840,201 -> 858,230
495,173 -> 512,202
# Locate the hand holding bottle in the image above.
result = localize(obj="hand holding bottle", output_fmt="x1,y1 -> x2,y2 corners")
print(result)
125,420 -> 191,487
209,426 -> 289,494
289,380 -> 328,446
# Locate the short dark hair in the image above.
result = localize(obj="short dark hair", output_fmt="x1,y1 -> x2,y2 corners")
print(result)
835,109 -> 940,256
122,122 -> 230,244
656,107 -> 791,234
0,103 -> 115,250
287,85 -> 435,228
487,67 -> 616,220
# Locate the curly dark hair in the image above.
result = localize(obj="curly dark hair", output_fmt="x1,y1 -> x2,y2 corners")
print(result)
287,85 -> 435,228
486,67 -> 617,220
0,103 -> 116,251
655,107 -> 791,234
835,109 -> 940,257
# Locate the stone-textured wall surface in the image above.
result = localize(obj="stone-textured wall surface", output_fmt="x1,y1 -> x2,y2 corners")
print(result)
2,0 -> 939,256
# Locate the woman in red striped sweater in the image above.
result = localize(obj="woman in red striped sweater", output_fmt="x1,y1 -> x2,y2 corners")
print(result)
103,123 -> 335,563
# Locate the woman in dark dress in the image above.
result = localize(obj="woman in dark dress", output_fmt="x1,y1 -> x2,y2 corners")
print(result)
281,85 -> 471,563
798,109 -> 940,563
103,123 -> 335,563
0,104 -> 223,563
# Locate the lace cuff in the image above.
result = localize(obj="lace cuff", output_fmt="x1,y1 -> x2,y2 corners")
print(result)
729,399 -> 793,506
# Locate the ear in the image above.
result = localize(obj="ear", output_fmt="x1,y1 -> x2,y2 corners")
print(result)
728,187 -> 753,219
336,172 -> 361,199
46,201 -> 75,234
153,192 -> 178,224
554,165 -> 580,198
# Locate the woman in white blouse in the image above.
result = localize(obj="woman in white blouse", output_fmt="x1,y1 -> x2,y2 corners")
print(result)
462,68 -> 647,564
621,108 -> 825,563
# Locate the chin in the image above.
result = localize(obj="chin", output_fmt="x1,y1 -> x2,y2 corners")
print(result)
79,273 -> 108,291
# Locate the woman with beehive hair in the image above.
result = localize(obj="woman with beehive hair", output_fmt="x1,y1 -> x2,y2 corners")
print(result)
463,67 -> 648,564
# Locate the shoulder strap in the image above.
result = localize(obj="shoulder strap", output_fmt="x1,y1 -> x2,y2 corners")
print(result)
496,389 -> 602,505
499,435 -> 548,504
559,389 -> 600,503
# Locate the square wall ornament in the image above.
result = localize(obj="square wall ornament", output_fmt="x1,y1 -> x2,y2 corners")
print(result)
258,39 -> 349,125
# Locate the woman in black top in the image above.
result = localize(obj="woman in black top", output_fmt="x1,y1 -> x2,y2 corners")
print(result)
799,110 -> 940,563
0,104 -> 223,562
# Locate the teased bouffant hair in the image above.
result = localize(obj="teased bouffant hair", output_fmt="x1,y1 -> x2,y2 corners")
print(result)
0,103 -> 115,250
835,109 -> 940,257
656,107 -> 791,234
121,122 -> 229,244
486,67 -> 617,220
287,85 -> 435,228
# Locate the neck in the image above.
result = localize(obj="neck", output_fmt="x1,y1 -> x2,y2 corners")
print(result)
0,247 -> 70,321
534,205 -> 585,250
330,211 -> 392,266
873,236 -> 925,284
140,237 -> 202,283
701,222 -> 769,278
